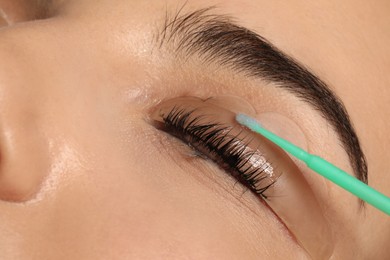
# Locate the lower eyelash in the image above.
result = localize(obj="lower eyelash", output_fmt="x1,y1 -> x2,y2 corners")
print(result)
157,106 -> 276,199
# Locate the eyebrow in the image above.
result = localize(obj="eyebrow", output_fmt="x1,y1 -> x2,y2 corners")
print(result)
155,7 -> 368,184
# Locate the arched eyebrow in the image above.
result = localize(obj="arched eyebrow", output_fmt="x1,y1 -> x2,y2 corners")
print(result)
155,7 -> 368,184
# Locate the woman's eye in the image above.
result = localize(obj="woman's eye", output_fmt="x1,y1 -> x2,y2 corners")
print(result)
152,101 -> 278,199
149,96 -> 334,259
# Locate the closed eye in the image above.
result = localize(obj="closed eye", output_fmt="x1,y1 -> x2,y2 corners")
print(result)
156,105 -> 277,199
149,96 -> 334,258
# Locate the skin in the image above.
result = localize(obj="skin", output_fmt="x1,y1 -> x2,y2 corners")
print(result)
0,0 -> 389,259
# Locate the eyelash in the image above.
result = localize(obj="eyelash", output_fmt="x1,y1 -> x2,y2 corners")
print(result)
159,106 -> 276,199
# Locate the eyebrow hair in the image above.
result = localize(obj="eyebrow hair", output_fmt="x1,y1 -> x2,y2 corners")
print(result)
155,7 -> 368,184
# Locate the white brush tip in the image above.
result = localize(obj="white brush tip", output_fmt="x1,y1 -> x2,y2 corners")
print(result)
236,113 -> 260,128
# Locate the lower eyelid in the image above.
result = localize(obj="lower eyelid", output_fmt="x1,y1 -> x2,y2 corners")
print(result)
149,96 -> 334,259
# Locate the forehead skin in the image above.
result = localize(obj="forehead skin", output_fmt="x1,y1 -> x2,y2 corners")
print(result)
0,0 -> 389,259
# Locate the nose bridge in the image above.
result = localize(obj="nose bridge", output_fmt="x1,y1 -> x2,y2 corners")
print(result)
0,40 -> 52,202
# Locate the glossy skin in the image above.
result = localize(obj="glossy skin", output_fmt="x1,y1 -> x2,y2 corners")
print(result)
0,0 -> 389,259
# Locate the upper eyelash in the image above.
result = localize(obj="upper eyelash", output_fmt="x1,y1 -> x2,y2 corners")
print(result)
160,106 -> 276,198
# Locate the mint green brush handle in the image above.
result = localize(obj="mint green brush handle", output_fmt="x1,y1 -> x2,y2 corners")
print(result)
307,155 -> 390,215
236,113 -> 390,216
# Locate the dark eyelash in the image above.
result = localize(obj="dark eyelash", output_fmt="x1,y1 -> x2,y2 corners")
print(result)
159,106 -> 275,198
